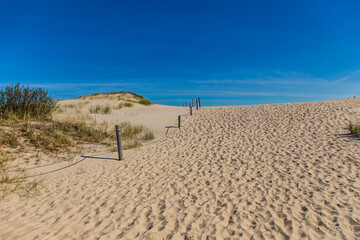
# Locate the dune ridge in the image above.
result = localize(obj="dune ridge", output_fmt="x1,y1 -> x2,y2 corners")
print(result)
1,99 -> 360,239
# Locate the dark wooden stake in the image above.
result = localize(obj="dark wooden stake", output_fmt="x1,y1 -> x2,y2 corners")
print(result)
185,103 -> 187,107
196,98 -> 198,110
198,97 -> 201,108
178,115 -> 181,128
190,106 -> 192,116
115,125 -> 123,160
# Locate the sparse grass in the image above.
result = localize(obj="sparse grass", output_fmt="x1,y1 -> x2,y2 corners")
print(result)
115,102 -> 134,110
64,104 -> 76,108
124,102 -> 133,108
349,122 -> 360,138
0,131 -> 19,148
89,105 -> 111,114
120,122 -> 144,138
0,172 -> 42,199
0,152 -> 41,199
55,108 -> 65,114
123,139 -> 140,149
103,105 -> 111,114
138,99 -> 153,106
142,131 -> 155,140
110,122 -> 155,149
1,120 -> 108,153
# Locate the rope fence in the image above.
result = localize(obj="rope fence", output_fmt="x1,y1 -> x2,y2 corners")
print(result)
1,97 -> 202,177
2,131 -> 116,173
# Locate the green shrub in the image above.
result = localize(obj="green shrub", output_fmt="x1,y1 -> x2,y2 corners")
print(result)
0,83 -> 56,120
90,105 -> 111,114
142,131 -> 155,140
103,105 -> 111,114
124,102 -> 133,108
138,99 -> 153,106
349,122 -> 360,138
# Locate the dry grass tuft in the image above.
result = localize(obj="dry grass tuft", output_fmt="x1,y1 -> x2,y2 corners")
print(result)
0,120 -> 108,153
0,152 -> 41,199
89,105 -> 112,114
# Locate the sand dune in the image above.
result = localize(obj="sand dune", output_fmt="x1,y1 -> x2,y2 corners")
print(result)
1,98 -> 360,239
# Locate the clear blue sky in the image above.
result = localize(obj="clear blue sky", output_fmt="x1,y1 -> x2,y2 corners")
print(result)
1,0 -> 360,106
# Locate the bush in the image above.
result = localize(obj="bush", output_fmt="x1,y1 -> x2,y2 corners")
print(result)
0,83 -> 56,120
138,99 -> 153,106
124,102 -> 133,108
349,122 -> 360,138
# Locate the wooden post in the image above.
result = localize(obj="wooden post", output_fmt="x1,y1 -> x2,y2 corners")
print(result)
182,103 -> 184,107
190,106 -> 192,116
178,115 -> 181,128
198,97 -> 201,108
196,98 -> 198,110
115,125 -> 123,160
185,103 -> 187,107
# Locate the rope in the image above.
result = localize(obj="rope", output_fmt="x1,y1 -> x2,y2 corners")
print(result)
2,131 -> 116,173
2,109 -> 192,173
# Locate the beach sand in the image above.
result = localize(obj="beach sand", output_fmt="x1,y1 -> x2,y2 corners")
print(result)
1,98 -> 360,239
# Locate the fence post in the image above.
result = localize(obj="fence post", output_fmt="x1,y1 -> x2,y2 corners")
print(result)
196,98 -> 198,110
190,106 -> 192,116
115,125 -> 123,160
178,115 -> 181,128
198,97 -> 201,108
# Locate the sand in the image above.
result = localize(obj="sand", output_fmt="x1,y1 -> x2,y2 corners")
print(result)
1,98 -> 360,239
56,95 -> 189,138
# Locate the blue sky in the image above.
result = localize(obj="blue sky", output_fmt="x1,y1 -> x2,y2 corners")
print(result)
1,0 -> 360,106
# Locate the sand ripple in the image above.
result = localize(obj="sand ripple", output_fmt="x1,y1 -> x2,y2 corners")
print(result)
1,99 -> 360,239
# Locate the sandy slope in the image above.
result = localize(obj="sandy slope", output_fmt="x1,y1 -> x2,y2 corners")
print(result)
1,99 -> 360,239
56,96 -> 189,138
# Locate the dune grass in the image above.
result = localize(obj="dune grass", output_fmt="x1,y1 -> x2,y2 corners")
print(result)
0,83 -> 56,120
0,120 -> 108,153
115,102 -> 134,110
1,84 -> 156,198
77,91 -> 153,106
349,122 -> 360,138
0,152 -> 42,199
89,105 -> 112,114
116,122 -> 155,149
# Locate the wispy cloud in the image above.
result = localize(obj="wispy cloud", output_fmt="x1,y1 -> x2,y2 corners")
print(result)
329,70 -> 360,85
144,89 -> 348,99
192,70 -> 360,87
0,81 -> 149,89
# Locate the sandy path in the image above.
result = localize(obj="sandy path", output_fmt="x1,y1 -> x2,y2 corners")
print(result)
1,99 -> 360,239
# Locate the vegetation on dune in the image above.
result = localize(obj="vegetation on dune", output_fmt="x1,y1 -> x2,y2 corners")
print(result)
349,122 -> 360,138
0,120 -> 108,153
89,105 -> 112,114
115,102 -> 134,109
76,91 -> 153,106
0,151 -> 42,199
0,84 -> 156,198
138,99 -> 153,106
118,122 -> 155,149
0,83 -> 107,198
0,83 -> 57,120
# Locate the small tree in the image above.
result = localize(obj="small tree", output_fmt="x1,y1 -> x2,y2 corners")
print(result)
0,83 -> 57,120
